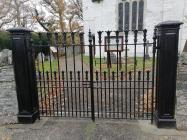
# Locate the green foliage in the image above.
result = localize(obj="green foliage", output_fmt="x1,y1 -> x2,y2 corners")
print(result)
0,31 -> 11,51
0,31 -> 81,53
32,32 -> 48,45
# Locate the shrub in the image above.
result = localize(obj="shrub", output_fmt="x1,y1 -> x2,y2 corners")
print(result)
0,31 -> 11,51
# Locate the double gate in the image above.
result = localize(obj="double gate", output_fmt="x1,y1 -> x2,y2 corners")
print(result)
34,29 -> 157,122
8,21 -> 182,127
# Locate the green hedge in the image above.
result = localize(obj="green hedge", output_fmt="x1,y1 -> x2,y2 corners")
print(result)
0,32 -> 48,52
0,31 -> 81,52
0,31 -> 11,51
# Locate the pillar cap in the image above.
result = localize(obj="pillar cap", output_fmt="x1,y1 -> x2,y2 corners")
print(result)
7,27 -> 33,33
156,21 -> 183,28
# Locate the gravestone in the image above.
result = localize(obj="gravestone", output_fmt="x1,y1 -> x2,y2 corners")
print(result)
47,54 -> 54,62
145,41 -> 150,59
38,52 -> 45,62
110,52 -> 117,64
0,52 -> 7,66
104,52 -> 117,64
0,49 -> 12,66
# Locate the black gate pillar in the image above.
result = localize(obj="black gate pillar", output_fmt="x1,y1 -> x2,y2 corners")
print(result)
7,27 -> 39,123
154,21 -> 183,128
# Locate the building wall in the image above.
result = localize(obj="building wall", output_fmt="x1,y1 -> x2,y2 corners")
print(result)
82,0 -> 118,56
83,0 -> 187,57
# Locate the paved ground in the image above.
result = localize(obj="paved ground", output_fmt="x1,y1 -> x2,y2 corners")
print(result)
0,118 -> 187,140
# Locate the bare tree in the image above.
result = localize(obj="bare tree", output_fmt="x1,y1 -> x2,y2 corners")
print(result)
0,0 -> 14,29
65,0 -> 83,32
12,0 -> 34,27
33,8 -> 52,32
0,0 -> 36,29
69,0 -> 83,21
32,0 -> 83,32
40,0 -> 66,32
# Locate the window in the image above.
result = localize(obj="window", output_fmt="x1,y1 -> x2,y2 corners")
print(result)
124,2 -> 130,30
118,3 -> 123,31
118,0 -> 144,31
138,0 -> 144,30
132,1 -> 137,30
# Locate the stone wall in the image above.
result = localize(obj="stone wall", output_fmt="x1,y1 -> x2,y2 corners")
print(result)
0,65 -> 17,125
0,48 -> 17,125
176,53 -> 187,130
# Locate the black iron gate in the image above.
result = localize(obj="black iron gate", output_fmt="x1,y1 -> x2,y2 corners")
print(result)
34,29 -> 157,122
7,21 -> 183,127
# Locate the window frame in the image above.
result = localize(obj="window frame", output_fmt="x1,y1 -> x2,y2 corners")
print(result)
118,0 -> 145,31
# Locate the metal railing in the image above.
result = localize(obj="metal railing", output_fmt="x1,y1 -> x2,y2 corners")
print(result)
34,29 -> 157,122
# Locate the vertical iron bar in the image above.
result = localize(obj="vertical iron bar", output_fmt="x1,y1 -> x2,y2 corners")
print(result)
38,71 -> 43,115
36,53 -> 40,117
47,33 -> 55,116
51,73 -> 55,116
143,29 -> 147,118
98,31 -> 102,118
121,71 -> 123,118
96,71 -> 99,118
138,71 -> 141,118
104,71 -> 107,118
54,71 -> 58,116
115,31 -> 119,118
71,32 -> 77,117
70,71 -> 73,116
46,71 -> 51,116
112,71 -> 115,118
54,33 -> 63,117
134,30 -> 138,118
86,71 -> 89,116
77,71 -> 81,117
151,28 -> 157,123
80,33 -> 85,117
36,55 -> 40,73
147,70 -> 150,119
106,31 -> 111,118
129,71 -> 132,119
46,33 -> 53,117
82,71 -> 85,117
63,32 -> 70,117
98,31 -> 102,78
62,71 -> 66,117
39,33 -> 47,116
89,30 -> 95,121
125,30 -> 129,119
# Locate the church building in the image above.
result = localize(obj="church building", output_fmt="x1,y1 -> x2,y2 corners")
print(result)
82,0 -> 187,57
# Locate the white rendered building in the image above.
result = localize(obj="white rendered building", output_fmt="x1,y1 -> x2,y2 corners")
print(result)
82,0 -> 187,57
